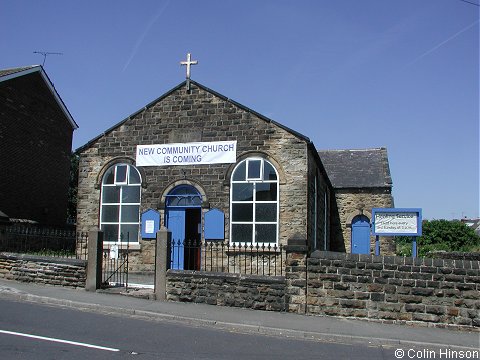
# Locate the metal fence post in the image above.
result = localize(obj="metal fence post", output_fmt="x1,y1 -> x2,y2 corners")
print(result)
155,227 -> 171,301
86,228 -> 103,291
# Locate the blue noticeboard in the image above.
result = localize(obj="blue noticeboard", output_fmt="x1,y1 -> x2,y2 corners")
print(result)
141,209 -> 161,239
372,208 -> 422,236
204,208 -> 224,240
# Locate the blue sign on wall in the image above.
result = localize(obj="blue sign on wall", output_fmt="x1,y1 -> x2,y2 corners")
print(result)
141,209 -> 161,239
204,208 -> 224,240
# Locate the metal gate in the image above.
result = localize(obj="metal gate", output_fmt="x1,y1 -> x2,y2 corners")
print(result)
102,243 -> 129,288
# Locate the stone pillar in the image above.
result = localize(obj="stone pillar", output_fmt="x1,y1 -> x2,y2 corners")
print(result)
154,227 -> 171,301
85,229 -> 103,292
284,233 -> 309,314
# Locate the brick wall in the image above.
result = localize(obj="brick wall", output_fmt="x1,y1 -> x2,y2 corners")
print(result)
166,270 -> 285,311
303,251 -> 479,328
0,72 -> 73,225
0,253 -> 86,288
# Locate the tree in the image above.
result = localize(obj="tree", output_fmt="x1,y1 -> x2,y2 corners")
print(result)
396,219 -> 480,257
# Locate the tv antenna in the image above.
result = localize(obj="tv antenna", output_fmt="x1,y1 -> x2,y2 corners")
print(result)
33,51 -> 63,66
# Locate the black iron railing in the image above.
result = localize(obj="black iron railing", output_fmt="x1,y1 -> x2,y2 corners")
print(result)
0,224 -> 88,260
169,239 -> 284,276
102,242 -> 129,288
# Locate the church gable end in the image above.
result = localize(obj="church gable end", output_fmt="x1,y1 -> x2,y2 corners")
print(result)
76,81 -> 312,270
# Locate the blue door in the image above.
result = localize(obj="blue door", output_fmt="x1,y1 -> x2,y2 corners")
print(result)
165,185 -> 202,270
351,215 -> 371,254
167,209 -> 186,270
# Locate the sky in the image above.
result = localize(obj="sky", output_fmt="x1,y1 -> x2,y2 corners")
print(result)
1,0 -> 478,221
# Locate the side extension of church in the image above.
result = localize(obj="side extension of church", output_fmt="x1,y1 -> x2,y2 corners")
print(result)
76,80 -> 394,270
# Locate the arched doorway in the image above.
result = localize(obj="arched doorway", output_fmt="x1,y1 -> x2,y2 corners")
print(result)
351,215 -> 371,254
165,185 -> 202,270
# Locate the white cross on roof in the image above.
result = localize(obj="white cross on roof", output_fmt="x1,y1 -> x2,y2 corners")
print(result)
180,53 -> 198,80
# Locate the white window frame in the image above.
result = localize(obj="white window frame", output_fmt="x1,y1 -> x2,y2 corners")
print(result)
100,163 -> 141,244
230,158 -> 279,245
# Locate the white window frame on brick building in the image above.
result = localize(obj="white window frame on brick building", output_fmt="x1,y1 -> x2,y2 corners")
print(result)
230,157 -> 279,245
100,163 -> 141,243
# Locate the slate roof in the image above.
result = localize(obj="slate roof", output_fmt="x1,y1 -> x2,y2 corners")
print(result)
0,66 -> 38,78
317,148 -> 392,189
0,65 -> 78,129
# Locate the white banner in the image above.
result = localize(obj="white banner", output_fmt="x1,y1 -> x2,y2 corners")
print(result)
374,212 -> 419,234
136,140 -> 237,167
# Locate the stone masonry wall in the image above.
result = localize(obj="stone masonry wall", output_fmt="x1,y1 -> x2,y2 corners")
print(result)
77,83 -> 313,270
166,270 -> 285,311
162,239 -> 479,329
0,253 -> 86,288
331,188 -> 395,255
304,251 -> 479,329
307,151 -> 330,251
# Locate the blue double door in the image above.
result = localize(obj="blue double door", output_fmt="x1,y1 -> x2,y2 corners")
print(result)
166,208 -> 201,270
351,215 -> 371,254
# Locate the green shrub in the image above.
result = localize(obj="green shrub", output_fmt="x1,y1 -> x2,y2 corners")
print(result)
395,220 -> 480,257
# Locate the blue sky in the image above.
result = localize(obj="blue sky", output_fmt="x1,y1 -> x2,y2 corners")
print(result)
1,0 -> 478,220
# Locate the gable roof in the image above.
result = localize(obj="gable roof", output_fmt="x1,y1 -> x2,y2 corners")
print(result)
76,79 -> 310,153
0,65 -> 78,130
317,148 -> 392,189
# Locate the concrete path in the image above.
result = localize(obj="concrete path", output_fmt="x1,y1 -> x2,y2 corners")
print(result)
0,279 -> 478,350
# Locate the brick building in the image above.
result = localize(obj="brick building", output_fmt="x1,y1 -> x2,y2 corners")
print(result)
0,66 -> 78,226
76,79 -> 394,270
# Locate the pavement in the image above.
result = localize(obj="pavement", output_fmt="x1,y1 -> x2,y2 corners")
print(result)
0,278 -> 478,351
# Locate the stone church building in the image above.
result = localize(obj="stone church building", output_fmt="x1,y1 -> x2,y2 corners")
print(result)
76,78 -> 394,270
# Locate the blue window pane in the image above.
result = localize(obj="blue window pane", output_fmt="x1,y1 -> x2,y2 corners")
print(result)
263,162 -> 277,180
121,205 -> 139,222
120,224 -> 139,242
232,162 -> 246,181
101,205 -> 119,222
232,224 -> 253,243
103,168 -> 115,184
115,165 -> 127,183
102,186 -> 120,203
232,203 -> 253,222
255,203 -> 276,222
255,183 -> 277,201
255,224 -> 277,243
122,186 -> 140,203
129,167 -> 141,184
102,224 -> 119,242
232,183 -> 253,201
247,160 -> 261,179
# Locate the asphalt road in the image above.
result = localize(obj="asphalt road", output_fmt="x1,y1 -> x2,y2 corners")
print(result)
0,298 -> 403,360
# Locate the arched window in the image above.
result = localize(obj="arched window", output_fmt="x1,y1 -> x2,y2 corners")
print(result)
165,185 -> 202,207
230,158 -> 279,244
100,164 -> 141,243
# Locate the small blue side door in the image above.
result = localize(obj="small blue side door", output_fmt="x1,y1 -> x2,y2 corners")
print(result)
167,210 -> 185,270
351,215 -> 371,254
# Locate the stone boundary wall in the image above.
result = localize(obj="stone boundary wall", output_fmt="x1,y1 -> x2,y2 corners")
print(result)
304,251 -> 479,329
0,252 -> 86,288
427,251 -> 480,261
166,270 -> 285,311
